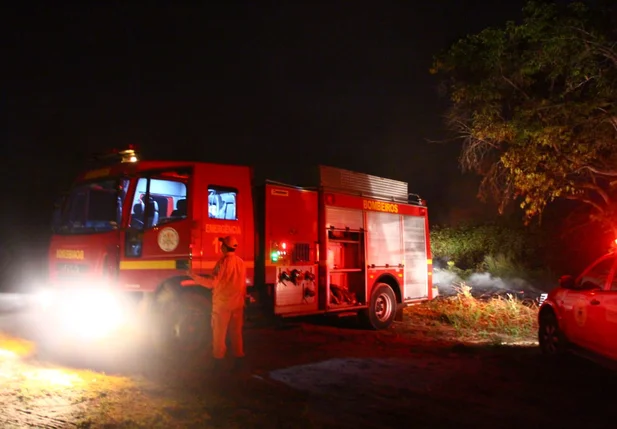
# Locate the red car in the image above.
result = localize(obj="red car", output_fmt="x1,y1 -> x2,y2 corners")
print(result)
538,248 -> 617,362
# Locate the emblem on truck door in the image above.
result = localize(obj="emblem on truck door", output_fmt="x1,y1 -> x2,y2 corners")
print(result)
158,227 -> 180,252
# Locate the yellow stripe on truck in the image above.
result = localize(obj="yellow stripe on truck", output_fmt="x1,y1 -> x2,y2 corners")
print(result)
119,260 -> 177,270
119,260 -> 256,270
191,260 -> 255,269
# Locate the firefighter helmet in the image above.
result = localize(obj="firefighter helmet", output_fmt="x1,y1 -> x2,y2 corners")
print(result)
219,236 -> 238,249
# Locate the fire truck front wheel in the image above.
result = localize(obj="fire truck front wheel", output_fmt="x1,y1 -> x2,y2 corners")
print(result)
150,284 -> 212,360
360,283 -> 397,330
174,288 -> 212,353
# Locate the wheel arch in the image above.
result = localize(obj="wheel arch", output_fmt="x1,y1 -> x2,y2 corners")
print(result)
146,276 -> 212,359
373,274 -> 402,303
538,303 -> 561,328
151,275 -> 211,306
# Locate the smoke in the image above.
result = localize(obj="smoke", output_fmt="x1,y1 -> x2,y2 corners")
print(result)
432,269 -> 460,294
0,293 -> 29,313
0,235 -> 48,293
433,268 -> 544,298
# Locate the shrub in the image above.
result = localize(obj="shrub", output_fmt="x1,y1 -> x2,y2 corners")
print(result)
426,284 -> 538,340
430,221 -> 553,283
480,254 -> 526,279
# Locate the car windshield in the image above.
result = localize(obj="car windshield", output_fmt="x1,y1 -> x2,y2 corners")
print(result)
53,179 -> 128,234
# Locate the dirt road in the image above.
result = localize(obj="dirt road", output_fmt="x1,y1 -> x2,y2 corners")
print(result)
0,309 -> 615,429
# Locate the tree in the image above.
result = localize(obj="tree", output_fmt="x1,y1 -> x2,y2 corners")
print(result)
431,1 -> 617,237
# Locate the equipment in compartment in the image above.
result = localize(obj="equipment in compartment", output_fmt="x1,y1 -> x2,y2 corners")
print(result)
326,227 -> 366,308
275,266 -> 317,307
330,284 -> 357,305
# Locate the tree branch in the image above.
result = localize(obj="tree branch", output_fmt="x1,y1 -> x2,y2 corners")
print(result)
571,26 -> 617,68
501,75 -> 531,100
575,165 -> 617,177
564,75 -> 598,95
565,194 -> 605,214
560,214 -> 596,239
579,182 -> 611,206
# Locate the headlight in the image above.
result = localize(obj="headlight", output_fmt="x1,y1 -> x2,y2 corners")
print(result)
34,289 -> 55,311
42,289 -> 128,340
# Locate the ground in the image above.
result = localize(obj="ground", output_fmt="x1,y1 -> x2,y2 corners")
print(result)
0,303 -> 615,429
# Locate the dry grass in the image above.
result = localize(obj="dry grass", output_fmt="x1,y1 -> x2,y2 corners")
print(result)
0,332 -> 36,358
404,283 -> 539,344
0,332 -> 194,428
0,331 -> 328,428
0,290 -> 541,428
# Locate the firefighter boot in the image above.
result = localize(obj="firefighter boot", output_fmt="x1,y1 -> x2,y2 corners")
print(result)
208,358 -> 225,375
231,356 -> 246,374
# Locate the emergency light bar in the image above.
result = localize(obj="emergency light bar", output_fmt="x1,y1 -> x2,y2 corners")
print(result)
91,146 -> 140,165
408,193 -> 425,206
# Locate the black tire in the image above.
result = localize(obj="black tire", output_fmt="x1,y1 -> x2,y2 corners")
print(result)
538,311 -> 567,357
175,287 -> 212,354
150,283 -> 212,361
359,283 -> 397,330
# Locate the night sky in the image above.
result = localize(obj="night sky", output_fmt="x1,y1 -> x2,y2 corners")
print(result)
3,1 -> 528,238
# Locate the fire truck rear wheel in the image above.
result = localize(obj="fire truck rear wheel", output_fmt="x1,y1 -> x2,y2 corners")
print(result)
360,283 -> 397,330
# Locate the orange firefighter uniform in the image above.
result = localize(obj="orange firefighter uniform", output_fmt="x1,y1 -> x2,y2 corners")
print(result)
188,236 -> 247,361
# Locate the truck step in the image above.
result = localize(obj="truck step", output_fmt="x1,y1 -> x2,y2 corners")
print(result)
336,311 -> 359,318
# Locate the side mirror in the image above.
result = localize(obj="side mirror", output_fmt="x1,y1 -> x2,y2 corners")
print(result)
559,275 -> 575,289
51,194 -> 68,233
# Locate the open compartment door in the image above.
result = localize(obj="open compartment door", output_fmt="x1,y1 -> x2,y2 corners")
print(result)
264,184 -> 319,316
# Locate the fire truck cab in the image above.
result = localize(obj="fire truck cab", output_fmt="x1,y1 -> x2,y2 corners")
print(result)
44,150 -> 433,351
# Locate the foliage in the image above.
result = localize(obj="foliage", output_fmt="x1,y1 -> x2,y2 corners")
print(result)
424,284 -> 538,340
432,1 -> 617,236
480,254 -> 527,280
430,221 -> 545,272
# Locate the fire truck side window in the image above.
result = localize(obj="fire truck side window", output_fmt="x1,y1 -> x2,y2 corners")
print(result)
130,178 -> 188,229
208,186 -> 237,220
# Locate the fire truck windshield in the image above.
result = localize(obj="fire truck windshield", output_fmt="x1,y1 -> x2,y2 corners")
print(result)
53,179 -> 128,234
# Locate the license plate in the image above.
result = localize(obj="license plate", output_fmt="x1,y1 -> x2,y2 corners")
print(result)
57,263 -> 88,275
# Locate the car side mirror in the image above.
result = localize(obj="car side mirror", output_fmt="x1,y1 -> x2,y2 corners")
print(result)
559,275 -> 575,289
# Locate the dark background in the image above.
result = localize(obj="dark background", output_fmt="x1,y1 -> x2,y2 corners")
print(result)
5,1 -> 594,287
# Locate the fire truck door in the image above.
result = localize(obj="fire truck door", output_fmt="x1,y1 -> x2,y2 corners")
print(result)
266,185 -> 319,316
200,186 -> 245,270
122,175 -> 191,290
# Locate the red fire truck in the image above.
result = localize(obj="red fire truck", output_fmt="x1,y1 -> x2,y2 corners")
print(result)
40,148 -> 434,352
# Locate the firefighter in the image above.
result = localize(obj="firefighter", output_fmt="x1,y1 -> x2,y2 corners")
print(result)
186,235 -> 247,372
